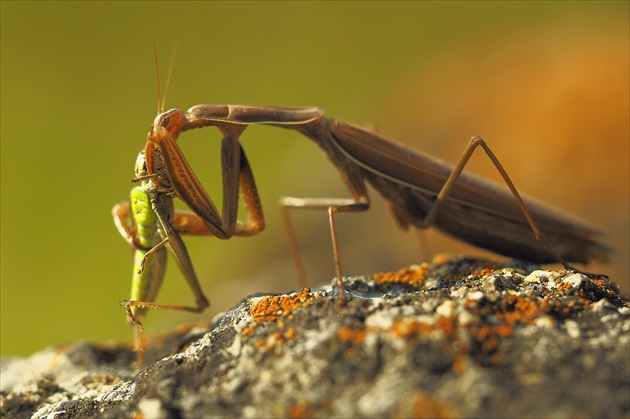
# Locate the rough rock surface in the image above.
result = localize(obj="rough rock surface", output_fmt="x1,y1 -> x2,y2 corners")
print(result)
2,257 -> 629,418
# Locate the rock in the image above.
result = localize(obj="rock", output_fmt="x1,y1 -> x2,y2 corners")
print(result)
1,257 -> 628,418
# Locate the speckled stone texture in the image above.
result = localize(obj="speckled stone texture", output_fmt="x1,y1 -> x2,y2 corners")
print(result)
2,257 -> 628,418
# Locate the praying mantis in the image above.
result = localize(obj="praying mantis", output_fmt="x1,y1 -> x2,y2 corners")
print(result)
138,104 -> 609,296
114,60 -> 610,362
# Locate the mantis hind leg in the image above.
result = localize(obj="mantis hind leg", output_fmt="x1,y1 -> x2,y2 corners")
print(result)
421,136 -> 575,270
279,196 -> 369,307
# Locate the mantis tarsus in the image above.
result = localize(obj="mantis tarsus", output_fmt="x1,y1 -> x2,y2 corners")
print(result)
142,104 -> 610,307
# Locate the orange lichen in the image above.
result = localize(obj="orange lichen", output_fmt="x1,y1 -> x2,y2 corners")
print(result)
336,326 -> 367,345
462,294 -> 557,363
556,281 -> 575,292
494,296 -> 548,325
373,265 -> 428,287
245,290 -> 313,352
249,288 -> 313,323
472,268 -> 496,276
407,391 -> 459,418
391,313 -> 460,363
285,326 -> 296,340
287,400 -> 314,418
452,356 -> 467,375
438,259 -> 507,284
392,319 -> 433,339
434,315 -> 457,337
251,327 -> 299,353
253,330 -> 287,352
494,323 -> 514,338
287,400 -> 331,418
544,274 -> 630,312
242,326 -> 255,336
391,293 -> 554,368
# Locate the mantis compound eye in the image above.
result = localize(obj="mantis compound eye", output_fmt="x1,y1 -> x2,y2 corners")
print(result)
160,115 -> 171,128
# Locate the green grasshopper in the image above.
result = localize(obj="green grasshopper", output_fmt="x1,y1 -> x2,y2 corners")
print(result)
112,48 -> 267,362
112,111 -> 264,362
112,148 -> 209,362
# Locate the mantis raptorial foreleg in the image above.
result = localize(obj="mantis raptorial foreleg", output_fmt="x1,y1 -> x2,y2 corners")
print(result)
147,119 -> 265,239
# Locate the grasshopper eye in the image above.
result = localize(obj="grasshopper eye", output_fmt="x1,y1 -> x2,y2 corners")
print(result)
155,168 -> 171,187
134,151 -> 149,176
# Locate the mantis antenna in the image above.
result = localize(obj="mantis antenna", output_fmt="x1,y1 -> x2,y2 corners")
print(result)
153,42 -> 177,114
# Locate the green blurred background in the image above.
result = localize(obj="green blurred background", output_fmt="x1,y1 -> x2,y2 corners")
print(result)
2,2 -> 628,357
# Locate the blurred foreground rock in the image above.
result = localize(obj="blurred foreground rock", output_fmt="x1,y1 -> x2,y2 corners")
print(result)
2,257 -> 629,418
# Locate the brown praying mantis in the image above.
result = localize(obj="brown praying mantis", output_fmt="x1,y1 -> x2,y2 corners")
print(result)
141,104 -> 608,295
114,65 -> 610,362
